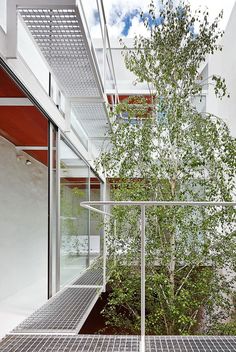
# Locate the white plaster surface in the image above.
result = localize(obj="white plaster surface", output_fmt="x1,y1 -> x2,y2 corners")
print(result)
207,2 -> 236,137
0,136 -> 48,338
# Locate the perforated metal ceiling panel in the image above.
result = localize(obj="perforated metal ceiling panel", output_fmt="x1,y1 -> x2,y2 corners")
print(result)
71,102 -> 109,138
18,5 -> 110,144
19,8 -> 101,97
13,287 -> 100,333
72,103 -> 108,120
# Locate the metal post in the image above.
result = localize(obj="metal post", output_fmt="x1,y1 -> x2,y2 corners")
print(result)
103,16 -> 106,92
102,180 -> 107,292
103,214 -> 107,292
140,205 -> 145,352
64,98 -> 71,133
56,129 -> 61,292
47,122 -> 53,299
48,72 -> 52,97
113,219 -> 117,264
88,167 -> 91,267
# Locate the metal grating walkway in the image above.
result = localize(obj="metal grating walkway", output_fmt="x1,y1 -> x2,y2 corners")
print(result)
1,335 -> 235,352
0,335 -> 139,352
146,336 -> 236,351
72,265 -> 103,287
12,287 -> 101,334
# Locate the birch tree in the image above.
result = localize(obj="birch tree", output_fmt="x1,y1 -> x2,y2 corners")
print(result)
96,1 -> 236,335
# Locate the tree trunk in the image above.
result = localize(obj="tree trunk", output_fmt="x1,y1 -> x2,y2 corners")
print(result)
169,178 -> 176,334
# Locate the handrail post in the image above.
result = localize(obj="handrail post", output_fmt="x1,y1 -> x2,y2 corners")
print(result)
113,219 -> 117,264
102,182 -> 107,292
103,213 -> 107,292
140,205 -> 146,352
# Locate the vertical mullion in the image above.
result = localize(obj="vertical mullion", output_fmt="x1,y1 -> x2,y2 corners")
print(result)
48,72 -> 52,97
47,122 -> 53,299
88,167 -> 91,267
102,179 -> 107,292
140,205 -> 146,352
56,129 -> 61,292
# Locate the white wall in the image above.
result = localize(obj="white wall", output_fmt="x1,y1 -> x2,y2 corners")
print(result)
0,136 -> 48,337
207,3 -> 236,137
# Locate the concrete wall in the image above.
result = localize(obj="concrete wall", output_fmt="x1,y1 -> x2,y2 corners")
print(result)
0,136 -> 48,337
207,3 -> 236,137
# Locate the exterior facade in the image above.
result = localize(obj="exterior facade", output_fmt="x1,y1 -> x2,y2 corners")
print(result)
0,0 -> 108,338
0,0 -> 235,350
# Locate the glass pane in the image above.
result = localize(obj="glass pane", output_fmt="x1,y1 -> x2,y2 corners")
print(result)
89,171 -> 103,264
50,125 -> 58,295
60,139 -> 89,286
0,71 -> 48,336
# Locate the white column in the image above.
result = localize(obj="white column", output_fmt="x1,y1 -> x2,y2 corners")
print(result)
6,0 -> 17,58
102,180 -> 107,292
140,205 -> 146,352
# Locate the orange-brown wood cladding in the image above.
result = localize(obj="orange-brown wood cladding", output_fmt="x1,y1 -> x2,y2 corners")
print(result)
0,67 -> 48,165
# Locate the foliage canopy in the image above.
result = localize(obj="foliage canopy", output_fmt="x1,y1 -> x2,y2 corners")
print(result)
96,0 -> 236,335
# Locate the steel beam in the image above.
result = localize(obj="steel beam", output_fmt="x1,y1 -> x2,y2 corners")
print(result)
64,99 -> 71,133
69,97 -> 105,103
0,97 -> 33,106
15,146 -> 48,150
16,0 -> 76,8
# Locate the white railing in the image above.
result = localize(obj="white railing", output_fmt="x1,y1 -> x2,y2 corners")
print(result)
80,200 -> 236,352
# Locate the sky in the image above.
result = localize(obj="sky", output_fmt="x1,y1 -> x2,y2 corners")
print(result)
82,0 -> 236,39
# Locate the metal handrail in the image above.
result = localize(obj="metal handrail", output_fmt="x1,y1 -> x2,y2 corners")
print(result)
81,200 -> 236,207
81,200 -> 236,352
96,0 -> 120,103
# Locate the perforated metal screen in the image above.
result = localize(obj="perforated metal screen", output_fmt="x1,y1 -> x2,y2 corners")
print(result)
13,287 -> 100,333
19,8 -> 100,97
19,6 -> 110,144
71,102 -> 109,138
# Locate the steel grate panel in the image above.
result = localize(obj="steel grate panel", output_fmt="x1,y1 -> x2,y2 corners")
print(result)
80,120 -> 108,137
72,103 -> 109,138
12,288 -> 99,333
1,335 -> 236,352
93,139 -> 112,152
72,103 -> 108,121
72,266 -> 103,286
19,8 -> 100,97
146,336 -> 236,352
0,335 -> 140,352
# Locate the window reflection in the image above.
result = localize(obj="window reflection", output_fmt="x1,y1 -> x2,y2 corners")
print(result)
89,171 -> 103,264
60,140 -> 89,286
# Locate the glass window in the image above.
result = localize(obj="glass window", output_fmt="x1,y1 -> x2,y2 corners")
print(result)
60,139 -> 89,286
0,95 -> 48,336
89,170 -> 103,264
